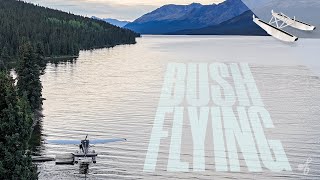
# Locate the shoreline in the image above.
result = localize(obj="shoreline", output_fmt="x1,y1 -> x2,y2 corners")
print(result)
44,55 -> 79,61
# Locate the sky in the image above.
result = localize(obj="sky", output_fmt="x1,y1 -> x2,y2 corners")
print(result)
26,0 -> 224,21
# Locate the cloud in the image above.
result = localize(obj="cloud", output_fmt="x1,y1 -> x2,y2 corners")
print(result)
25,0 -> 224,21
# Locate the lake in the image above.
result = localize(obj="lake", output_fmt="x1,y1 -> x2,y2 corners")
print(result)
37,35 -> 320,179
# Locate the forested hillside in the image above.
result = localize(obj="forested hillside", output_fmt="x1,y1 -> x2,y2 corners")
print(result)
0,0 -> 139,66
0,1 -> 139,179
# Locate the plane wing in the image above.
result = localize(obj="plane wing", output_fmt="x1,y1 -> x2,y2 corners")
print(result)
46,138 -> 127,145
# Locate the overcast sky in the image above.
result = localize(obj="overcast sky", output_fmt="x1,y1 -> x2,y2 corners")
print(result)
25,0 -> 224,21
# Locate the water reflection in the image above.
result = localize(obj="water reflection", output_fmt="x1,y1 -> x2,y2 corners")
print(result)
46,57 -> 78,66
37,36 -> 320,179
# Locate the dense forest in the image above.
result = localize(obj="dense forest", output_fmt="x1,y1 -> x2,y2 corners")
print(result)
0,0 -> 139,67
0,41 -> 45,179
0,70 -> 38,179
0,42 -> 40,179
0,0 -> 140,179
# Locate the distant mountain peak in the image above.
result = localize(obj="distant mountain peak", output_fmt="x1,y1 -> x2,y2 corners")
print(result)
189,2 -> 202,6
132,3 -> 204,24
91,16 -> 130,27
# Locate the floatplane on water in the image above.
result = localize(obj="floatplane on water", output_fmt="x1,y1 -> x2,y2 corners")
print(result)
253,10 -> 316,42
49,135 -> 126,165
35,135 -> 127,174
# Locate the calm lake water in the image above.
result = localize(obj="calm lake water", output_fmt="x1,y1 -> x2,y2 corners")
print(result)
37,36 -> 320,179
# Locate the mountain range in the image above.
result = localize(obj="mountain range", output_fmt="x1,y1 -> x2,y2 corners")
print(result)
124,0 -> 252,34
92,16 -> 130,27
124,0 -> 319,37
170,10 -> 268,35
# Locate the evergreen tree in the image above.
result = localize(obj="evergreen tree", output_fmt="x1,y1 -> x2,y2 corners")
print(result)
0,70 -> 38,180
1,46 -> 10,61
16,43 -> 43,111
1,46 -> 10,68
35,42 -> 46,75
0,58 -> 5,71
0,0 -> 140,179
0,0 -> 139,66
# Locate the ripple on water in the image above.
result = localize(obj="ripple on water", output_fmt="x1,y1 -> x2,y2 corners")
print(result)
38,36 -> 320,179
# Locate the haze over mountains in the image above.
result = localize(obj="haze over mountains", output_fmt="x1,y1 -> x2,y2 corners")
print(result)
92,16 -> 130,27
123,0 -> 319,37
171,10 -> 267,35
124,0 -> 253,34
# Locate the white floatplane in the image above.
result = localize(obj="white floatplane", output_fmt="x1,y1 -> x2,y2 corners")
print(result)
253,10 -> 316,42
47,135 -> 126,165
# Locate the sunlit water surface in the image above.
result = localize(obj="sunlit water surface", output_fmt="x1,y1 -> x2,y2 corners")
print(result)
37,36 -> 320,179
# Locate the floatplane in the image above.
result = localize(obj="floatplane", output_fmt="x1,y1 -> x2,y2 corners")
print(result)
253,10 -> 316,42
38,135 -> 127,174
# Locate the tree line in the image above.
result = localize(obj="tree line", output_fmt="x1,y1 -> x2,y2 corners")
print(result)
0,0 -> 140,179
0,43 -> 40,179
0,0 -> 139,67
